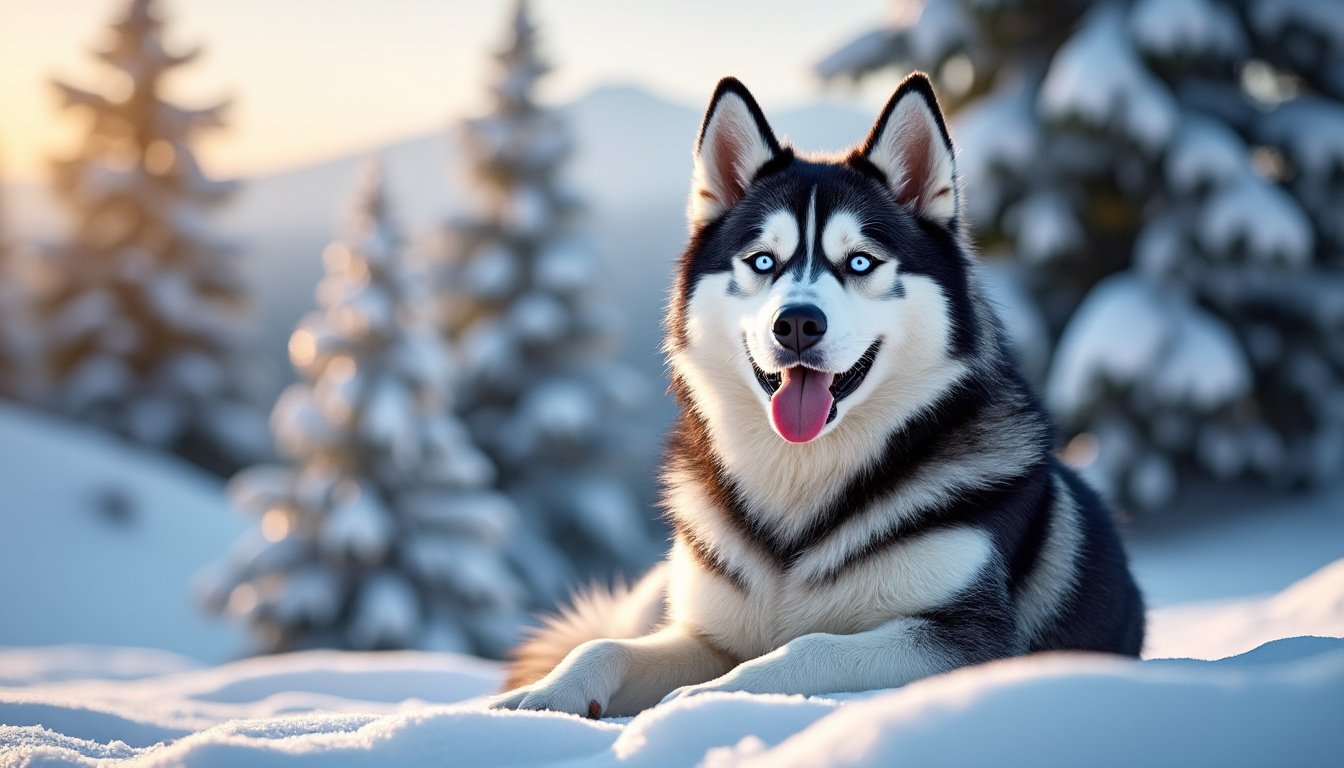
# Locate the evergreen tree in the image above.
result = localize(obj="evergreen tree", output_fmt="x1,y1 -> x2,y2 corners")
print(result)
0,179 -> 43,402
439,0 -> 653,597
821,0 -> 1344,509
200,163 -> 525,655
35,0 -> 262,472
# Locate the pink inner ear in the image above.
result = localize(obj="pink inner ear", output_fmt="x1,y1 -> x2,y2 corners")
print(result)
707,127 -> 745,208
893,118 -> 936,211
897,127 -> 930,208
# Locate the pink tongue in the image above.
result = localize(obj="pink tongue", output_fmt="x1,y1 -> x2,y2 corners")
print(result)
770,367 -> 836,443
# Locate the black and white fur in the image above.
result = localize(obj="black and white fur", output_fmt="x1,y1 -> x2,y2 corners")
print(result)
492,73 -> 1144,718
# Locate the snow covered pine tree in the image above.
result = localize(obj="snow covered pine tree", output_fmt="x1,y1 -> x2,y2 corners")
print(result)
201,163 -> 526,656
438,0 -> 654,598
820,0 -> 1344,509
34,0 -> 263,474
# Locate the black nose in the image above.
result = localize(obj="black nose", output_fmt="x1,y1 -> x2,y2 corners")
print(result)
772,304 -> 828,354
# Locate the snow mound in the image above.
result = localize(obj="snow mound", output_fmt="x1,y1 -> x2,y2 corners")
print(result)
0,403 -> 247,661
1147,559 -> 1344,661
2,561 -> 1341,767
713,642 -> 1343,768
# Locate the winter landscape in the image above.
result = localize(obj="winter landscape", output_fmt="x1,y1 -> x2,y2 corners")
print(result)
2,0 -> 1343,766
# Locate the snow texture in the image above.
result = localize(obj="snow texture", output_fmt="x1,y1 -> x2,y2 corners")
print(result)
1,561 -> 1341,767
0,403 -> 247,660
1047,273 -> 1253,504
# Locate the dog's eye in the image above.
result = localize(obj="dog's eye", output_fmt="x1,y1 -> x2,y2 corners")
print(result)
747,252 -> 775,274
847,252 -> 876,275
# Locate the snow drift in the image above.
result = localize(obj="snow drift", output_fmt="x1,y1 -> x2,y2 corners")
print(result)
2,560 -> 1342,767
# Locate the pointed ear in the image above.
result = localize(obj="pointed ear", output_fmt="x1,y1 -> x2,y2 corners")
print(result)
858,73 -> 959,226
689,78 -> 783,228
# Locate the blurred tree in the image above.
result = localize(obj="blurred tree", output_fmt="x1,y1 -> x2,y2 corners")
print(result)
33,0 -> 263,473
437,0 -> 655,599
0,167 -> 40,401
200,162 -> 526,656
821,0 -> 1344,509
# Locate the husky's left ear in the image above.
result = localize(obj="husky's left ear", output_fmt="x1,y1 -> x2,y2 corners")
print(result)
689,78 -> 784,229
858,73 -> 959,226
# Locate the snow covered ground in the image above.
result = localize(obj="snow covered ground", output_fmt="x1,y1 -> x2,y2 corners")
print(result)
0,404 -> 246,661
0,560 -> 1340,767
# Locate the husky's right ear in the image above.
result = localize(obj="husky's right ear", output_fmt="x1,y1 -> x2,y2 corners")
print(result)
689,78 -> 783,229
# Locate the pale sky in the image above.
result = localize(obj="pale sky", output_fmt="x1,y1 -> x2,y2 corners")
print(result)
0,0 -> 896,181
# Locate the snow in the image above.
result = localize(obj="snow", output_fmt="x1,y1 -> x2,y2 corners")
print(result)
1148,300 -> 1251,411
1,558 -> 1341,766
1165,114 -> 1247,194
1039,6 -> 1178,152
1252,0 -> 1344,49
1129,0 -> 1245,60
1046,273 -> 1251,419
1197,172 -> 1314,265
1260,97 -> 1344,185
1147,560 -> 1344,661
716,642 -> 1342,768
1046,273 -> 1169,419
1003,191 -> 1082,264
953,78 -> 1038,179
0,403 -> 247,661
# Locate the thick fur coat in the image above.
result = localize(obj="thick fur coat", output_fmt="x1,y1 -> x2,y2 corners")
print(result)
492,73 -> 1144,718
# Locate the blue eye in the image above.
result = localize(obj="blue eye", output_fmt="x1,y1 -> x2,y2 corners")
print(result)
847,252 -> 876,275
748,252 -> 775,274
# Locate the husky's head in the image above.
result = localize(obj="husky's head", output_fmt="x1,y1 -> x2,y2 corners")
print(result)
668,73 -> 978,450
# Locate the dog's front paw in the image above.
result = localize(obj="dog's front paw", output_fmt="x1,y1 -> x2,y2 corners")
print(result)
517,675 -> 608,719
507,639 -> 629,718
658,676 -> 743,706
659,661 -> 784,706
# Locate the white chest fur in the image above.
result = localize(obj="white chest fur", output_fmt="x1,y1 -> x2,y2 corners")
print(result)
666,524 -> 993,661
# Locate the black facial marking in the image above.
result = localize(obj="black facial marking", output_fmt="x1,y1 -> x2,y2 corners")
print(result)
670,150 -> 979,358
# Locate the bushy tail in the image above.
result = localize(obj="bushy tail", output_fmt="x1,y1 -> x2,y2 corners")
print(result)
503,562 -> 669,690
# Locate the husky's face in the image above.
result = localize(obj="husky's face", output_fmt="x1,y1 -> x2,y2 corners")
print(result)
670,75 -> 971,446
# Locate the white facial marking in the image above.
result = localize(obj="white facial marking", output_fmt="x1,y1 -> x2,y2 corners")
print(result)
804,187 -> 818,278
759,209 -> 799,264
821,211 -> 867,267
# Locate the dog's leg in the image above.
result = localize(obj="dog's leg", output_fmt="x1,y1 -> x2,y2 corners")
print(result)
490,625 -> 735,717
661,585 -> 1021,702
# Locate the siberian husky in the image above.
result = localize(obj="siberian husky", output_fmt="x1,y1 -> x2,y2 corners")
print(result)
492,73 -> 1144,718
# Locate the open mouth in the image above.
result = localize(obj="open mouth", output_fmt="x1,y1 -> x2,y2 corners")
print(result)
749,339 -> 882,442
